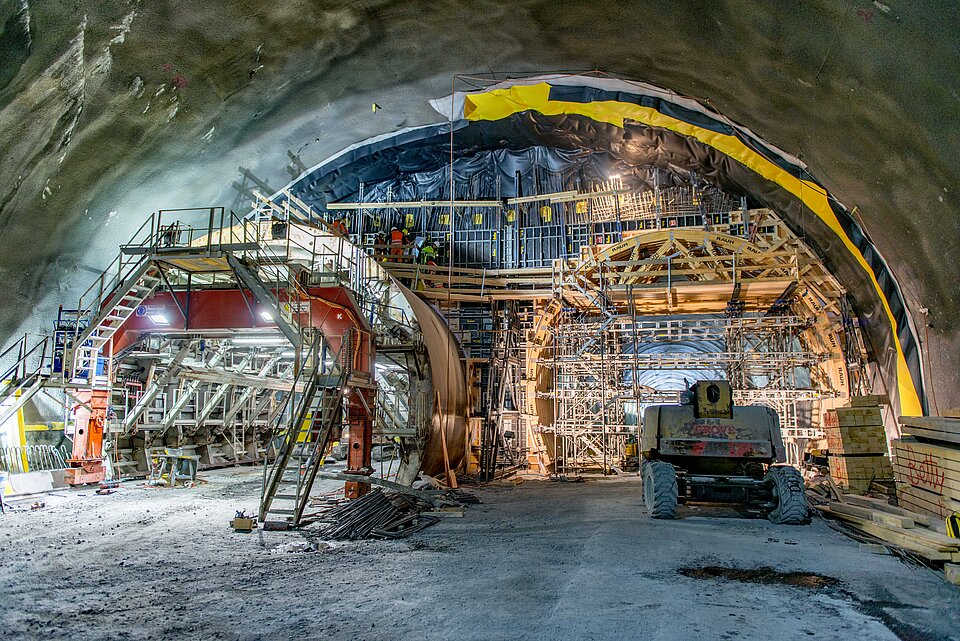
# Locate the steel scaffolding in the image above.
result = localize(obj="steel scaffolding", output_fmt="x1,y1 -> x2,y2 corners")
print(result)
542,312 -> 831,473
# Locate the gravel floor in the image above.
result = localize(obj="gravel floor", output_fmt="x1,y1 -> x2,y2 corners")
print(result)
1,467 -> 958,641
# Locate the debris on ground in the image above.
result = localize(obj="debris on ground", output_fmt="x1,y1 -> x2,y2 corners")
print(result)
440,488 -> 482,505
550,475 -> 585,483
809,486 -> 960,582
306,488 -> 441,540
270,540 -> 318,555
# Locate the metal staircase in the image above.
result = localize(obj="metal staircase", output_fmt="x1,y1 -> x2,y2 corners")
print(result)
225,253 -> 301,345
259,336 -> 349,529
67,258 -> 163,385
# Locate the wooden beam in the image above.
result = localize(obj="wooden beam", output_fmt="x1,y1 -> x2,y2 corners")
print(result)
326,200 -> 500,210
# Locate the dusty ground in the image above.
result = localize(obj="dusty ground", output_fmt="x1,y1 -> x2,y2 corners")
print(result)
1,467 -> 958,641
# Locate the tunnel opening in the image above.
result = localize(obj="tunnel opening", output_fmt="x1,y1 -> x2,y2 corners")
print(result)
259,73 -> 921,481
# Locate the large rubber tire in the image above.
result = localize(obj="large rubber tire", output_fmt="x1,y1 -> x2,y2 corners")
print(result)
643,461 -> 678,519
765,465 -> 809,525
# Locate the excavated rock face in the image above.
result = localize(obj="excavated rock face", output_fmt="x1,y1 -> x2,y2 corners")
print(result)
0,1 -> 956,408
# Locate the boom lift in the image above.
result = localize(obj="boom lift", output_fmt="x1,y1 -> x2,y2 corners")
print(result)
641,380 -> 808,524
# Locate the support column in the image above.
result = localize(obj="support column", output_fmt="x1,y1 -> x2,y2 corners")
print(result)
343,383 -> 375,499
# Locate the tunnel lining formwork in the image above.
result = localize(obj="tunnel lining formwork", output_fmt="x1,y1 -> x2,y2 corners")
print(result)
274,74 -> 925,423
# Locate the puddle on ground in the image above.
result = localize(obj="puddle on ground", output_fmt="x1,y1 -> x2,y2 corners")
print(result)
678,565 -> 840,589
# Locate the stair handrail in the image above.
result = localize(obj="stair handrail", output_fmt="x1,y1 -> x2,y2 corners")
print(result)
0,335 -> 50,389
77,214 -> 157,318
71,214 -> 158,363
260,332 -> 346,518
0,335 -> 27,383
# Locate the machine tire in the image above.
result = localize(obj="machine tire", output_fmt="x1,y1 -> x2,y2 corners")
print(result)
765,465 -> 809,525
643,461 -> 678,519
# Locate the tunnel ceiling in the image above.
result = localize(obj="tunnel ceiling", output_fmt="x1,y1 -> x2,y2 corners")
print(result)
0,1 -> 956,411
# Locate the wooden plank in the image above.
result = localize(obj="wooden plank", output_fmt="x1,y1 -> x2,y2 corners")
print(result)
898,416 -> 960,445
892,438 -> 960,501
829,454 -> 894,492
841,494 -> 938,528
826,502 -> 916,528
945,564 -> 960,585
815,506 -> 956,560
894,470 -> 960,504
893,437 -> 960,464
899,425 -> 960,447
897,483 -> 960,520
825,425 -> 888,455
826,406 -> 884,427
893,462 -> 960,499
506,190 -> 577,205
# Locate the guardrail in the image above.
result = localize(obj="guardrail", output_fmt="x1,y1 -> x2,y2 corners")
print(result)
0,336 -> 51,407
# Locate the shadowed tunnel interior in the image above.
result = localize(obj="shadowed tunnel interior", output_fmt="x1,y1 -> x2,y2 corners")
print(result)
1,4 -> 960,641
0,0 -> 956,411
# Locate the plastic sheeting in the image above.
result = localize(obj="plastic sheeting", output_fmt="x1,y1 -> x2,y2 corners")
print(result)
274,77 -> 925,419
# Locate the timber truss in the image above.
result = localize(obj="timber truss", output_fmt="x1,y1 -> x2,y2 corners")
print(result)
399,206 -> 868,476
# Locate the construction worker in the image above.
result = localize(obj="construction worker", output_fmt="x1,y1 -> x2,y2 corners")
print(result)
331,217 -> 348,236
419,239 -> 437,265
374,232 -> 387,261
389,226 -> 405,260
401,228 -> 411,261
411,235 -> 425,262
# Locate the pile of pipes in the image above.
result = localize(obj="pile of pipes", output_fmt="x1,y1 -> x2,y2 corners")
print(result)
310,488 -> 440,540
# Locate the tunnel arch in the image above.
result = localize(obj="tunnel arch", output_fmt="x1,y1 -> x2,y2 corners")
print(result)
271,73 -> 925,418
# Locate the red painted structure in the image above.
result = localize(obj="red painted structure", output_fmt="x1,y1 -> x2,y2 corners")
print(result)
110,284 -> 377,496
64,389 -> 110,485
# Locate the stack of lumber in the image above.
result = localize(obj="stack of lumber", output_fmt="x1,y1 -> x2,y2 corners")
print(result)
811,494 -> 960,583
894,414 -> 960,519
825,403 -> 893,493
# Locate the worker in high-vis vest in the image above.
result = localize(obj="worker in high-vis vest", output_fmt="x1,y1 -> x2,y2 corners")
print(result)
331,218 -> 348,236
389,227 -> 405,260
419,240 -> 437,265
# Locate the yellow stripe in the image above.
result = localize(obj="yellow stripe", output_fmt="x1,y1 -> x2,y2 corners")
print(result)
464,83 -> 923,416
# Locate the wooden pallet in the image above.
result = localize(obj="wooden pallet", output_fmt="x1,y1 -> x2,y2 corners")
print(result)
829,453 -> 894,493
825,426 -> 888,455
826,406 -> 884,428
824,406 -> 888,456
892,437 -> 960,506
891,435 -> 960,520
850,394 -> 888,407
896,484 -> 960,520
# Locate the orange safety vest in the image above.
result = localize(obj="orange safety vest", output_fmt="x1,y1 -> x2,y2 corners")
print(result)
390,229 -> 404,244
